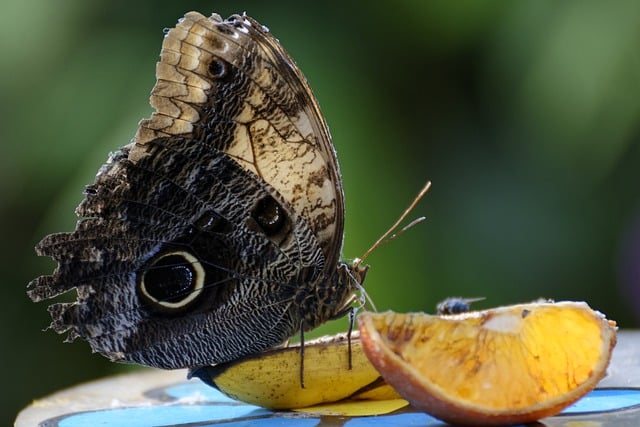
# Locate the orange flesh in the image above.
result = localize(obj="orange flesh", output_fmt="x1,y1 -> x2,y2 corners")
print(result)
360,301 -> 617,420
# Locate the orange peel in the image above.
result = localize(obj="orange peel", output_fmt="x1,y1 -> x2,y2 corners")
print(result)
358,301 -> 617,426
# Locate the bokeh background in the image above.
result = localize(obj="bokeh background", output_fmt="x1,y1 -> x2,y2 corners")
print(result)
4,0 -> 640,424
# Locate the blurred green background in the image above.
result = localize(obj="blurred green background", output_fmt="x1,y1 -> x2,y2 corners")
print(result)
4,0 -> 640,424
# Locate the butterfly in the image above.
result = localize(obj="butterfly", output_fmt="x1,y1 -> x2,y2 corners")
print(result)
27,11 -> 368,370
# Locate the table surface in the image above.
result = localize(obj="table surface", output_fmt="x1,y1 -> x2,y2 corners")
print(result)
16,331 -> 640,427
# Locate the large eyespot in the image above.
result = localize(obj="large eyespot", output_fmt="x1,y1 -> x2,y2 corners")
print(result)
138,251 -> 205,311
251,195 -> 287,237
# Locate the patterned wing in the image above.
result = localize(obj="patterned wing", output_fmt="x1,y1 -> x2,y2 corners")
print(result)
134,12 -> 345,269
27,12 -> 354,369
28,137 -> 328,368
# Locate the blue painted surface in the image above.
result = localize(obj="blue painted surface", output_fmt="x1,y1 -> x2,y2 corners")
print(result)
58,404 -> 271,427
212,419 -> 318,427
561,389 -> 640,414
345,412 -> 440,426
53,384 -> 640,427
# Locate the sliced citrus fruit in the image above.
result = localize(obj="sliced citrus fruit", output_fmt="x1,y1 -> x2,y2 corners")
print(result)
358,300 -> 617,426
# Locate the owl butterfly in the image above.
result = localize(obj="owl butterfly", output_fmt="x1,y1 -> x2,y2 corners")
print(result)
28,11 -> 369,370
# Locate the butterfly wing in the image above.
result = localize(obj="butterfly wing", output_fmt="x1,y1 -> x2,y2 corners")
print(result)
27,12 -> 351,369
135,12 -> 345,269
30,137 -> 329,368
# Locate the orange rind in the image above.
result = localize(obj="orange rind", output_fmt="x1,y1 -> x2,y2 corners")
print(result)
358,300 -> 617,426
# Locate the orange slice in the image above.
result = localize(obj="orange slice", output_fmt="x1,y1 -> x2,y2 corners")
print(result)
358,301 -> 617,426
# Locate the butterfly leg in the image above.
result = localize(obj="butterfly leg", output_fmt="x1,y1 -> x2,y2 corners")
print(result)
325,305 -> 357,371
298,323 -> 306,389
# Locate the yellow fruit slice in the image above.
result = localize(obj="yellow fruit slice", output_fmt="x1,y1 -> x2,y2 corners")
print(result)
358,301 -> 617,426
192,332 -> 405,414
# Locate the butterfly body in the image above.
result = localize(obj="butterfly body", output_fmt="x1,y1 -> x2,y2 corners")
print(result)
28,12 -> 365,369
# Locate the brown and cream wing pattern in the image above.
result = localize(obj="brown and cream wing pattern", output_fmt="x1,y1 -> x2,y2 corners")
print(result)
133,12 -> 344,268
27,12 -> 360,370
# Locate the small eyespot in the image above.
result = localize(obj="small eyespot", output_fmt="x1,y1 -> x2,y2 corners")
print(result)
188,210 -> 230,235
195,210 -> 229,233
208,58 -> 228,78
138,251 -> 205,310
252,195 -> 287,237
216,25 -> 234,36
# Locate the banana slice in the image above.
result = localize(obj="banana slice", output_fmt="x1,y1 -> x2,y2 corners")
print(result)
190,332 -> 405,412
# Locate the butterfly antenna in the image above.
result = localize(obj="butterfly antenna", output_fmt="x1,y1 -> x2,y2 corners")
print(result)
358,180 -> 431,264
